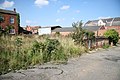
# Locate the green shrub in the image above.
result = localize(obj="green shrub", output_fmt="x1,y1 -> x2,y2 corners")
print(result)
0,54 -> 9,75
43,38 -> 60,62
51,44 -> 68,64
103,44 -> 109,49
104,29 -> 119,46
0,35 -> 87,75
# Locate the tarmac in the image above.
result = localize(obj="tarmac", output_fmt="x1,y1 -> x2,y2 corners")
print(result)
0,44 -> 120,80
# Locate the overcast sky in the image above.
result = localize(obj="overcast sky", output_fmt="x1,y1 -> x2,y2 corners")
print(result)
0,0 -> 120,27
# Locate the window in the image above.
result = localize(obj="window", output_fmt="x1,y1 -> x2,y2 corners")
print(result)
9,29 -> 15,34
0,15 -> 4,22
10,17 -> 14,24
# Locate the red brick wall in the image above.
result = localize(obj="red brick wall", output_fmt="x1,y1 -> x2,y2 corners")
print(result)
94,26 -> 120,37
0,13 -> 18,34
106,26 -> 120,37
26,26 -> 32,31
97,30 -> 106,36
52,32 -> 72,36
106,26 -> 120,30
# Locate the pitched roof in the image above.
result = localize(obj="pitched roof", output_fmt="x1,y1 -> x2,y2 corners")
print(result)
82,26 -> 101,31
86,20 -> 98,24
0,9 -> 17,15
101,18 -> 113,23
105,17 -> 120,26
114,17 -> 120,21
42,26 -> 61,30
85,17 -> 120,26
52,27 -> 75,32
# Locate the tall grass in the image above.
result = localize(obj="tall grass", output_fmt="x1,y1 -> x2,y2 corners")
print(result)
0,35 -> 87,75
57,37 -> 87,57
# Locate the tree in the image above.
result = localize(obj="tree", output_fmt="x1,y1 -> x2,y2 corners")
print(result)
84,30 -> 95,40
72,21 -> 95,46
72,21 -> 85,45
104,29 -> 119,46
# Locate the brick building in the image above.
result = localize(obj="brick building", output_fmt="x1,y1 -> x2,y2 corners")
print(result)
52,27 -> 75,36
83,17 -> 120,48
84,17 -> 120,36
0,8 -> 19,34
25,25 -> 41,34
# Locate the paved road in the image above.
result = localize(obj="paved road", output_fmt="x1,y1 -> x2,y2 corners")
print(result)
0,45 -> 120,80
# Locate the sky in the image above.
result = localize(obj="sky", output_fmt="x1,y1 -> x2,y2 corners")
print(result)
0,0 -> 120,27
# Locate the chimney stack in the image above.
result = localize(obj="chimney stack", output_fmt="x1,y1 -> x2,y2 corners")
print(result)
13,8 -> 16,12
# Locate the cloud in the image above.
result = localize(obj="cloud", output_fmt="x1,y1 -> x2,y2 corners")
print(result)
98,16 -> 111,19
51,0 -> 58,2
60,5 -> 70,10
56,18 -> 65,22
76,10 -> 80,13
0,0 -> 14,8
34,0 -> 49,7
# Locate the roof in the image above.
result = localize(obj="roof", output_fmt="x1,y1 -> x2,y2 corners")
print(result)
114,17 -> 120,21
85,20 -> 98,24
85,17 -> 120,26
82,26 -> 101,31
0,9 -> 17,15
42,26 -> 61,30
105,17 -> 120,26
52,27 -> 75,32
101,18 -> 113,23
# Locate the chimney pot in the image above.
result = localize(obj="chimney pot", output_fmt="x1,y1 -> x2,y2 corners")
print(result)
13,8 -> 16,12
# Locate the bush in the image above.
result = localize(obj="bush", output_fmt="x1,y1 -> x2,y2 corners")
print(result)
104,29 -> 119,46
102,44 -> 109,49
72,21 -> 95,47
51,46 -> 68,64
0,35 -> 87,75
72,21 -> 84,45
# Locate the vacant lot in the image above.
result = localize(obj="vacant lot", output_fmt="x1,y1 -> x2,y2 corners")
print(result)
0,44 -> 120,80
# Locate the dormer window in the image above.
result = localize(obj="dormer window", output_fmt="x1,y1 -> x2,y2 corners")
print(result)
10,17 -> 14,24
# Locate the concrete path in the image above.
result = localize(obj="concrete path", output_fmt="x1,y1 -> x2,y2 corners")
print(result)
0,45 -> 120,80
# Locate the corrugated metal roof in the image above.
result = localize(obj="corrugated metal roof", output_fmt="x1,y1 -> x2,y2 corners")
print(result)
82,26 -> 101,31
0,9 -> 17,15
52,27 -> 75,32
42,26 -> 61,30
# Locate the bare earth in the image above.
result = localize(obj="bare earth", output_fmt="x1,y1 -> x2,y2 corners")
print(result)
0,45 -> 120,80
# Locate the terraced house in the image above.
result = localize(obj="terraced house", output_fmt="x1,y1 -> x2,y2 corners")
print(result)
0,8 -> 19,34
